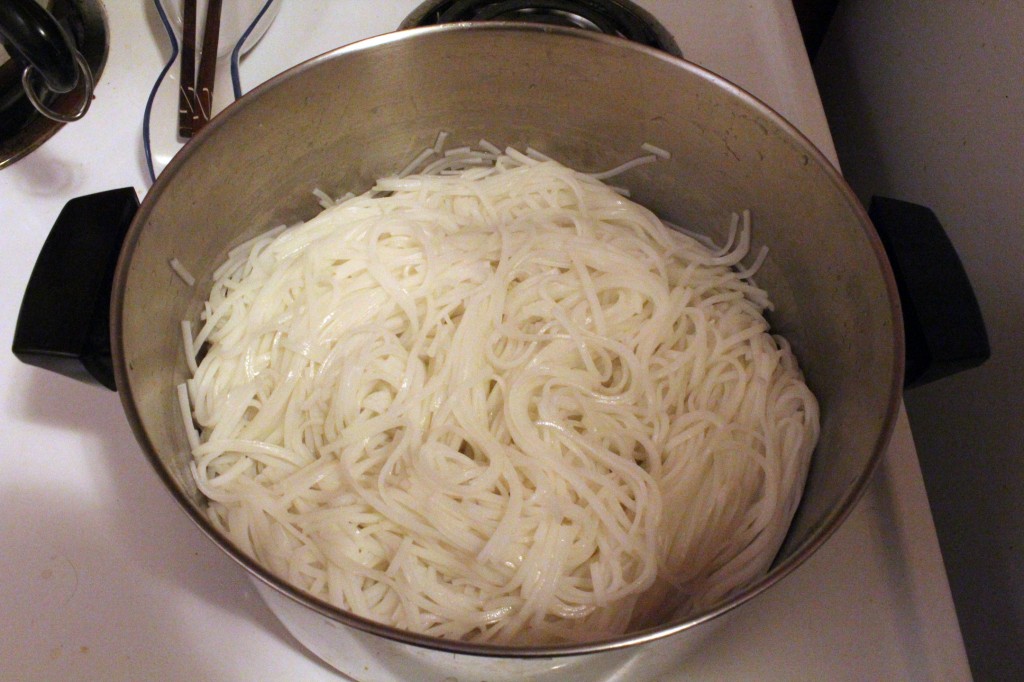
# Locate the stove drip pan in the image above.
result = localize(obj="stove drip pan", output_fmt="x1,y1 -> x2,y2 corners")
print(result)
400,0 -> 682,57
0,0 -> 108,169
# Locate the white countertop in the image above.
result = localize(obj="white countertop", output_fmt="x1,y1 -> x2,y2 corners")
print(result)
0,2 -> 970,680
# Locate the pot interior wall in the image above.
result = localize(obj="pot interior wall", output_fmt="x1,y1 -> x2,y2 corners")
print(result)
113,24 -> 900,640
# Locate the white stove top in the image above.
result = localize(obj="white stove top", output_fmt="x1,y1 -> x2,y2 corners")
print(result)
0,2 -> 970,680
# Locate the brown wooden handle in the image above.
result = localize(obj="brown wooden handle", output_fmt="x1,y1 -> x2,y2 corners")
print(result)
194,0 -> 223,135
177,0 -> 197,137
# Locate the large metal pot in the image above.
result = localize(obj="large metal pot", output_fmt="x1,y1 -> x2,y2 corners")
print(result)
54,23 -> 908,681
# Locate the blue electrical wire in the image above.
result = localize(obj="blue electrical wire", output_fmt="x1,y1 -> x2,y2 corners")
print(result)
142,0 -> 179,184
232,0 -> 278,100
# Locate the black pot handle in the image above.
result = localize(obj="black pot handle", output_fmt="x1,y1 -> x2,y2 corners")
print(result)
869,196 -> 990,389
11,190 -> 986,393
12,188 -> 139,391
0,0 -> 79,93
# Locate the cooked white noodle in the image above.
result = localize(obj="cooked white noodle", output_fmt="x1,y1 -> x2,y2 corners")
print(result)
169,257 -> 196,287
182,148 -> 818,645
640,142 -> 671,160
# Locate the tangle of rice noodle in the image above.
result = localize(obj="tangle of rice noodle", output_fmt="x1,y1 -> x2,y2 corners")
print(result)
182,147 -> 819,645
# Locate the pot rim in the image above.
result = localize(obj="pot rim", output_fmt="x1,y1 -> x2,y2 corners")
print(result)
111,21 -> 905,659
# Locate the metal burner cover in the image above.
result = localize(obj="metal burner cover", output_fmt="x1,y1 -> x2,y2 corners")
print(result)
400,0 -> 682,57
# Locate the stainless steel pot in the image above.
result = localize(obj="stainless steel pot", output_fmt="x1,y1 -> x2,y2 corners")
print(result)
23,23 -> 906,681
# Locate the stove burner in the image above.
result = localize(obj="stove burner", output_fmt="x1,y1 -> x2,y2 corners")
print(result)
400,0 -> 682,57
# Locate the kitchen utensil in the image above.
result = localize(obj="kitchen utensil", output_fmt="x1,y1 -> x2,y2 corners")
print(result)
177,0 -> 196,136
146,0 -> 280,177
190,0 -> 222,135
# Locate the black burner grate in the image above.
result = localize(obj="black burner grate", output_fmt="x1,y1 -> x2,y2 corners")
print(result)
400,0 -> 682,57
